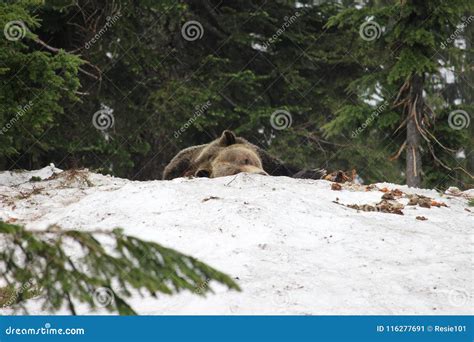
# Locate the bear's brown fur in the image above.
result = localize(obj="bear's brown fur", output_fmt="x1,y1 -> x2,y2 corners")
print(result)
162,130 -> 330,180
163,130 -> 294,180
208,144 -> 268,178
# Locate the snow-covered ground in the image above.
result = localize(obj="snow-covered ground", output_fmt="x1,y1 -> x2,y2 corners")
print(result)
0,165 -> 473,315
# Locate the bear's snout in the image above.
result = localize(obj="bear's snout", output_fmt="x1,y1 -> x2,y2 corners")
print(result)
241,165 -> 268,176
210,163 -> 268,178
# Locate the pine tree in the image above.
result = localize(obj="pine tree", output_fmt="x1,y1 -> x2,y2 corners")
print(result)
1,1 -> 470,188
0,222 -> 240,315
2,1 -> 362,179
324,0 -> 473,188
0,0 -> 82,169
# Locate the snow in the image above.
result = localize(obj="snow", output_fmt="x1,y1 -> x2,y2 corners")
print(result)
0,166 -> 473,315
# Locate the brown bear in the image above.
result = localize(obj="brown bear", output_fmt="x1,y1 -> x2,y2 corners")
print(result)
198,143 -> 268,178
163,130 -> 300,180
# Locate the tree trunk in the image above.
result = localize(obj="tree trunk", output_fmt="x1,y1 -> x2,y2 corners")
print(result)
406,74 -> 423,187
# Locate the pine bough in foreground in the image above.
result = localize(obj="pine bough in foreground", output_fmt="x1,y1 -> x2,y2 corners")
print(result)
0,222 -> 240,315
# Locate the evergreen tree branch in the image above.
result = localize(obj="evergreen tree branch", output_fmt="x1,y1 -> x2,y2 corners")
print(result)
0,222 -> 240,315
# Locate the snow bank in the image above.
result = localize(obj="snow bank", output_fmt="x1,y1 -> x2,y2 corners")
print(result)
0,166 -> 472,315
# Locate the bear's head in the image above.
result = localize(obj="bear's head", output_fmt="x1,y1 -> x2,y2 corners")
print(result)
193,130 -> 268,178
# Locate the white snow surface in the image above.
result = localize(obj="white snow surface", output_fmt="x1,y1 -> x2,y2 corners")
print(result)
0,166 -> 473,315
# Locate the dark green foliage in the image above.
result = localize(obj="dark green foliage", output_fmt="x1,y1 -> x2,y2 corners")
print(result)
1,0 -> 362,180
0,0 -> 83,167
324,0 -> 473,188
0,221 -> 240,315
0,0 -> 472,188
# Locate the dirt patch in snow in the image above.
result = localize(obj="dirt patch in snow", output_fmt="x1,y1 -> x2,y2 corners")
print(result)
0,166 -> 472,315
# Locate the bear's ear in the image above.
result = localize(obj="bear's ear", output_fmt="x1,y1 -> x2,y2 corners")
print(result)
219,130 -> 236,146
